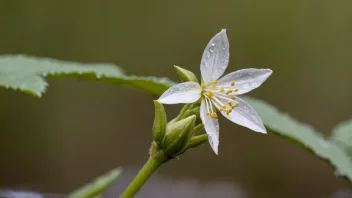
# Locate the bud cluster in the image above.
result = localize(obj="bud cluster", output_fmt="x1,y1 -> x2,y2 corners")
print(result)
152,101 -> 207,157
151,66 -> 208,157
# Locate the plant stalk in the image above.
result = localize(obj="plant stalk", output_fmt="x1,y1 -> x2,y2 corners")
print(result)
120,150 -> 169,198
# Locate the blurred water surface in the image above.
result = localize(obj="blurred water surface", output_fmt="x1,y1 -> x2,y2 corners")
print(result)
0,1 -> 351,197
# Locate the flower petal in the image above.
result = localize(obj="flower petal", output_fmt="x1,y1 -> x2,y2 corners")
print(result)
200,99 -> 219,154
200,29 -> 230,83
218,68 -> 272,95
158,82 -> 202,104
215,97 -> 266,133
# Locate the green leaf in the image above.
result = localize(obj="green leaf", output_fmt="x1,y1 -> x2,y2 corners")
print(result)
330,119 -> 352,158
0,55 -> 174,97
68,167 -> 122,198
242,96 -> 352,182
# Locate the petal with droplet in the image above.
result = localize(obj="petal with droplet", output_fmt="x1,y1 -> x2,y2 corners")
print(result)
218,68 -> 272,95
200,99 -> 220,154
200,29 -> 230,83
158,82 -> 202,104
214,97 -> 266,133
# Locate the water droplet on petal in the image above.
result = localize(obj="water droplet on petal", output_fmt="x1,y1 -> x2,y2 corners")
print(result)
211,43 -> 216,47
320,139 -> 330,148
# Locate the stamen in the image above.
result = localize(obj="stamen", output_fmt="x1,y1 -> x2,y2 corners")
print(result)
204,96 -> 211,114
210,96 -> 224,108
204,96 -> 217,119
209,98 -> 215,113
210,112 -> 218,118
226,109 -> 232,115
213,93 -> 231,101
233,102 -> 239,107
226,90 -> 233,95
219,86 -> 224,92
234,88 -> 239,92
231,96 -> 236,99
228,100 -> 233,106
231,82 -> 235,86
207,91 -> 214,98
213,80 -> 218,85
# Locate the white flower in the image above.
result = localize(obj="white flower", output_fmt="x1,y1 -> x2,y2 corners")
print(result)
158,29 -> 272,154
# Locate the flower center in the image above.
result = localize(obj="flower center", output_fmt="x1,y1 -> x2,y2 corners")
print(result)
203,80 -> 239,119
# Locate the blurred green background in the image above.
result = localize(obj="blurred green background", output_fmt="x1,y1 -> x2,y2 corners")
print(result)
0,0 -> 351,197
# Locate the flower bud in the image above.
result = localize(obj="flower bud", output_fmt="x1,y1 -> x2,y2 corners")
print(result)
152,100 -> 167,146
174,66 -> 198,83
162,115 -> 196,156
183,106 -> 201,123
175,133 -> 207,156
186,134 -> 208,150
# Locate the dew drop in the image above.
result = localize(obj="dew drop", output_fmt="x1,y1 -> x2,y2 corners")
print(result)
96,73 -> 102,79
211,43 -> 216,47
209,49 -> 214,53
320,139 -> 330,148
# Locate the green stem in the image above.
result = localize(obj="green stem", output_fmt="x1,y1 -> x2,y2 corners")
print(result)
120,151 -> 169,198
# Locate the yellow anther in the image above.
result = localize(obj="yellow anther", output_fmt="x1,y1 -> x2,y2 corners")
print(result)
226,109 -> 232,115
231,96 -> 236,99
220,86 -> 224,92
228,101 -> 233,106
207,91 -> 214,98
219,106 -> 223,111
213,80 -> 218,85
226,90 -> 233,95
233,102 -> 239,107
234,88 -> 239,92
210,112 -> 218,118
231,82 -> 235,86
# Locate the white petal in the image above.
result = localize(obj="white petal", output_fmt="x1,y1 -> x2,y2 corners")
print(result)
158,82 -> 202,104
200,29 -> 230,83
200,99 -> 219,154
218,68 -> 272,95
215,97 -> 266,133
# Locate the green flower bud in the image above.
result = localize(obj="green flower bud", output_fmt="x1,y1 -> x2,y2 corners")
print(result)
183,106 -> 200,123
152,100 -> 167,146
175,126 -> 206,156
162,115 -> 196,156
186,134 -> 208,150
174,66 -> 198,83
